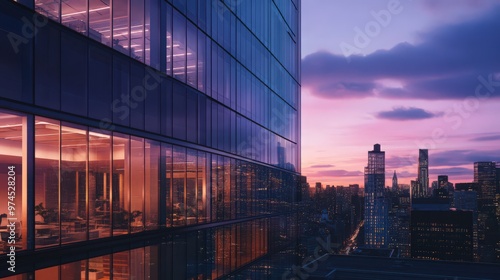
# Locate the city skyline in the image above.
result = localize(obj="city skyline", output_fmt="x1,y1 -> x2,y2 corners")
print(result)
308,145 -> 499,189
301,0 -> 500,187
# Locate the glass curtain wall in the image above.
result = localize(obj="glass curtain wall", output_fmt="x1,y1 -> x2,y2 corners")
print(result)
0,110 -> 27,252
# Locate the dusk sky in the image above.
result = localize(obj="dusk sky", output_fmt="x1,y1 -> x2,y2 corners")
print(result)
300,0 -> 500,187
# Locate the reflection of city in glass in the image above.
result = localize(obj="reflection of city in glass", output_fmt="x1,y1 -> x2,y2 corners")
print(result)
0,0 -> 300,278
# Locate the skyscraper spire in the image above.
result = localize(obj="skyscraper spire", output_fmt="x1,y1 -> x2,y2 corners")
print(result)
392,170 -> 398,192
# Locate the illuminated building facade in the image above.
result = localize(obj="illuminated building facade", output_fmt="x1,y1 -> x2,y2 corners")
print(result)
0,0 -> 301,278
474,161 -> 499,263
413,149 -> 428,199
364,144 -> 388,248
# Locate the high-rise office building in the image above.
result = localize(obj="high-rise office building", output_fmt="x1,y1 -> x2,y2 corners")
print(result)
474,162 -> 499,263
475,162 -> 497,200
414,149 -> 429,198
364,144 -> 388,248
438,175 -> 448,189
388,191 -> 410,258
0,0 -> 301,278
315,182 -> 322,195
496,163 -> 500,262
454,189 -> 479,261
411,210 -> 474,262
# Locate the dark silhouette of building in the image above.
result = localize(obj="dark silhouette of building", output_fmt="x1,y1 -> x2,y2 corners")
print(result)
454,188 -> 479,261
411,210 -> 474,262
388,189 -> 411,258
414,149 -> 429,198
474,162 -> 499,263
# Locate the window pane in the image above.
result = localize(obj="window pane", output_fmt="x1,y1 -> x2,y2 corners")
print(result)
113,250 -> 130,278
35,0 -> 60,21
164,143 -> 173,227
35,266 -> 60,280
186,89 -> 197,143
145,140 -> 160,230
88,46 -> 112,120
172,146 -> 186,226
113,0 -> 130,55
223,157 -> 231,220
197,30 -> 206,92
35,117 -> 60,248
172,10 -> 186,82
145,0 -> 160,69
197,151 -> 208,224
89,129 -> 111,239
0,110 -> 27,253
89,0 -> 111,45
61,33 -> 87,116
186,22 -> 197,87
166,3 -> 173,76
86,254 -> 111,279
113,133 -> 130,235
172,83 -> 187,140
0,7 -> 33,103
60,260 -> 84,279
61,0 -> 88,35
60,124 -> 88,244
186,149 -> 197,225
130,0 -> 145,62
130,136 -> 144,233
35,24 -> 61,110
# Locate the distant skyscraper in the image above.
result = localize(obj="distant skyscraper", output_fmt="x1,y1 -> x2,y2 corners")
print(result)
454,189 -> 479,261
475,162 -> 497,200
431,181 -> 439,192
315,182 -> 323,195
388,191 -> 411,258
474,162 -> 499,263
438,175 -> 448,189
364,144 -> 388,248
415,149 -> 429,198
392,171 -> 398,192
411,180 -> 418,198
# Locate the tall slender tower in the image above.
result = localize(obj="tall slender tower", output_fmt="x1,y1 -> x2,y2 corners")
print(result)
392,170 -> 398,192
415,149 -> 429,198
364,144 -> 388,248
474,162 -> 498,262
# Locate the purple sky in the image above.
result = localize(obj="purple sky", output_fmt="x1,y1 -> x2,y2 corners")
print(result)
301,0 -> 500,187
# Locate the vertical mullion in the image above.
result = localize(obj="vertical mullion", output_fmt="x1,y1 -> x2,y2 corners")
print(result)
128,136 -> 131,234
86,129 -> 90,241
110,133 -> 114,237
26,115 -> 35,250
143,141 -> 146,231
58,121 -> 62,246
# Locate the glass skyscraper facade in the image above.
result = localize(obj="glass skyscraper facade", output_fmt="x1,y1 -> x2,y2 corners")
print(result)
474,162 -> 499,263
364,144 -> 388,248
0,0 -> 301,278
